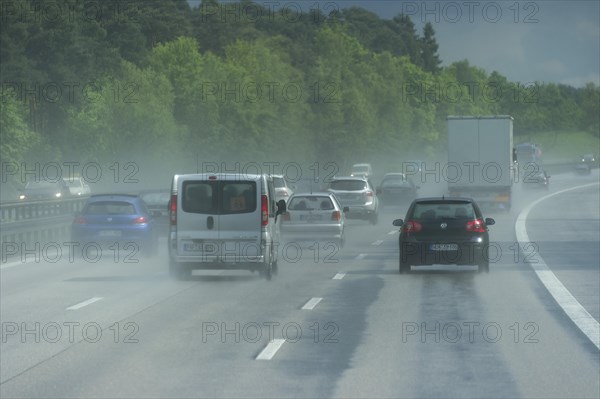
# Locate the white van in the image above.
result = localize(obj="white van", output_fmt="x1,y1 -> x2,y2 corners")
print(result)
168,173 -> 286,280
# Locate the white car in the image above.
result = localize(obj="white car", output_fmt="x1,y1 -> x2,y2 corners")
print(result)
280,192 -> 347,248
62,177 -> 91,196
273,174 -> 294,204
349,163 -> 373,178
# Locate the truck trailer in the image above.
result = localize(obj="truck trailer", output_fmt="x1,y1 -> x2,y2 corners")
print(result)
446,115 -> 515,211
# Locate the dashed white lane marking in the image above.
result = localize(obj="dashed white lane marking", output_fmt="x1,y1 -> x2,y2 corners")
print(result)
66,297 -> 104,310
354,253 -> 367,260
301,297 -> 323,310
516,182 -> 600,350
371,240 -> 384,246
388,230 -> 398,235
332,273 -> 346,280
255,339 -> 286,360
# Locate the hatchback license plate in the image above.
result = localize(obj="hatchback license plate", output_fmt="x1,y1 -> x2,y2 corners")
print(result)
301,214 -> 322,221
99,230 -> 121,237
430,243 -> 458,251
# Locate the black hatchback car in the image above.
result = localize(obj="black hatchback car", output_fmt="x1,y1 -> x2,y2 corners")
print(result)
392,197 -> 495,273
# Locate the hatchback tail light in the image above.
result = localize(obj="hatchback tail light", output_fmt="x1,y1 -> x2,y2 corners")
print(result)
403,220 -> 422,233
466,219 -> 485,232
331,210 -> 341,221
133,216 -> 147,224
261,195 -> 268,226
170,194 -> 177,225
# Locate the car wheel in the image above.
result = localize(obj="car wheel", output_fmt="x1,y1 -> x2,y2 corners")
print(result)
399,254 -> 410,274
370,212 -> 379,225
478,260 -> 489,273
169,260 -> 190,280
259,258 -> 273,280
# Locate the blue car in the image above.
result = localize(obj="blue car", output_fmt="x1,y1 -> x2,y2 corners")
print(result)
71,194 -> 158,258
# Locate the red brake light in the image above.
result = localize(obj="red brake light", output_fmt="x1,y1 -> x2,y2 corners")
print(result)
208,175 -> 218,180
282,212 -> 290,221
403,220 -> 422,233
74,216 -> 86,224
331,210 -> 341,221
261,195 -> 268,226
170,194 -> 177,225
366,191 -> 374,197
466,219 -> 485,232
133,216 -> 147,224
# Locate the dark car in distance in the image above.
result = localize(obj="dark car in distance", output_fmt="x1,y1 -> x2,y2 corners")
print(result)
377,173 -> 419,208
71,194 -> 158,258
392,197 -> 495,274
19,180 -> 71,201
139,189 -> 171,230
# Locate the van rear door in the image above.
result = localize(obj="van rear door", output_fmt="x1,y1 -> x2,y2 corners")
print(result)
218,178 -> 261,262
177,180 -> 220,260
177,177 -> 262,263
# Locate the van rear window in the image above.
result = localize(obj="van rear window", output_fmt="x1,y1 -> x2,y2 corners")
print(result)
182,181 -> 256,214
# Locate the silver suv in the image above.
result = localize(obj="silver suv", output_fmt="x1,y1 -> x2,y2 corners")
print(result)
327,176 -> 379,225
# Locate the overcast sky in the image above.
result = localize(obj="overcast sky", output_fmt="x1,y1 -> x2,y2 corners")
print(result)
190,1 -> 600,87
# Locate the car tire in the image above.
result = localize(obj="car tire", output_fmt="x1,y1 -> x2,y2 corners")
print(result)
370,212 -> 379,225
259,255 -> 273,280
169,260 -> 190,280
399,255 -> 410,274
478,260 -> 489,273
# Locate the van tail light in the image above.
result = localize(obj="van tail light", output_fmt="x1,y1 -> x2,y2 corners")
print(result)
133,216 -> 147,224
74,216 -> 86,224
331,210 -> 341,221
282,212 -> 290,221
261,195 -> 268,226
170,194 -> 177,225
466,219 -> 485,232
403,220 -> 422,233
365,191 -> 374,198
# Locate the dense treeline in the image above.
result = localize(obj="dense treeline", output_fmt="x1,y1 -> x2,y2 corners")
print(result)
1,0 -> 598,177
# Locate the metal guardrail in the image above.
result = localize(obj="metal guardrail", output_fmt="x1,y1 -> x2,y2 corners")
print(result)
0,197 -> 87,225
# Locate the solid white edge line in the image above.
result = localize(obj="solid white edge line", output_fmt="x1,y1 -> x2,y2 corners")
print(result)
388,230 -> 398,235
515,182 -> 600,350
301,297 -> 323,310
332,273 -> 346,280
66,297 -> 104,310
255,339 -> 286,360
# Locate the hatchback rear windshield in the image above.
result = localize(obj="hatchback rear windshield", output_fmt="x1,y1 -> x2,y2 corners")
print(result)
329,180 -> 367,191
182,181 -> 257,215
85,201 -> 136,215
412,202 -> 475,220
288,196 -> 334,211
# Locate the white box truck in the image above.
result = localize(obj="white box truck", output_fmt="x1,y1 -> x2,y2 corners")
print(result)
447,115 -> 515,211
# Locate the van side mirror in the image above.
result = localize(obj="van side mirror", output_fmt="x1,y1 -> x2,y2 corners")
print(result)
343,206 -> 350,213
485,218 -> 495,226
276,199 -> 286,214
392,219 -> 404,227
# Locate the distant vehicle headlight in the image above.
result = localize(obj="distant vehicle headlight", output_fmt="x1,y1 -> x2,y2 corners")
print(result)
19,194 -> 26,200
55,192 -> 61,198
